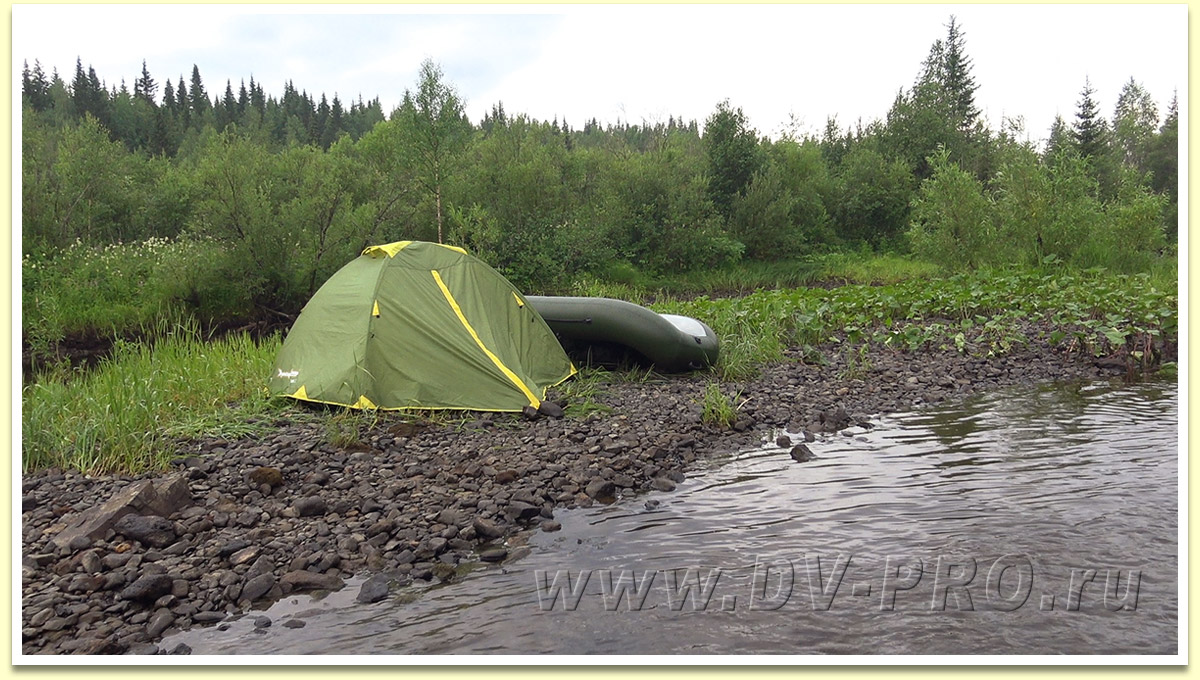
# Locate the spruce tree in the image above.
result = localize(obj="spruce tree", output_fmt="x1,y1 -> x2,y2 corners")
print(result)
162,79 -> 176,115
22,60 -> 51,111
316,93 -> 331,146
217,80 -> 236,129
237,80 -> 248,116
940,16 -> 980,134
176,77 -> 190,127
249,77 -> 265,115
1044,114 -> 1069,158
324,94 -> 344,148
134,60 -> 157,104
1071,78 -> 1108,160
188,65 -> 210,127
71,58 -> 90,118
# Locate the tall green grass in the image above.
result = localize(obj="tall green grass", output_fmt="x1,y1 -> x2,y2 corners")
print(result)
811,252 -> 943,285
22,320 -> 284,474
569,258 -> 827,300
570,253 -> 941,303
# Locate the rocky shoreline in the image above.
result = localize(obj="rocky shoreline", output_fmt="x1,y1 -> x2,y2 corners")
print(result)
19,332 -> 1161,655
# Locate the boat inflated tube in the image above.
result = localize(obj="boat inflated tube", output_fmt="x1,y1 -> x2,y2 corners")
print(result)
526,296 -> 719,373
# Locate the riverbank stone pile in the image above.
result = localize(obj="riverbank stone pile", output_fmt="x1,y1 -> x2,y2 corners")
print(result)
20,331 -> 1157,655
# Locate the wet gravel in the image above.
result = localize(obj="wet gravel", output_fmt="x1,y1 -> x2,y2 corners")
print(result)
19,332 -> 1161,655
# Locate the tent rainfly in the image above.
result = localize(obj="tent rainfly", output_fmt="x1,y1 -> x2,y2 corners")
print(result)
269,240 -> 575,412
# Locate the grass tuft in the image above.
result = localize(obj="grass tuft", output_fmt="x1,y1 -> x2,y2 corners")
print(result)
22,319 -> 283,474
699,382 -> 739,429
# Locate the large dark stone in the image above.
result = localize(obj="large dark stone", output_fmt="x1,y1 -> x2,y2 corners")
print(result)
471,516 -> 506,539
479,547 -> 508,562
506,501 -> 541,521
51,475 -> 191,551
114,514 -> 177,548
356,574 -> 391,604
217,540 -> 252,558
146,610 -> 175,638
436,508 -> 464,527
293,496 -> 327,517
241,573 -> 276,602
790,444 -> 816,463
120,574 -> 174,603
585,479 -> 617,504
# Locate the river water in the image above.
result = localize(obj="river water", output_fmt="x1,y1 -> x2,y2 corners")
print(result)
168,378 -> 1180,657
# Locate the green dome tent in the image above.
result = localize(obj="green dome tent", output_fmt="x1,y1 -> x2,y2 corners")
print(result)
269,240 -> 575,412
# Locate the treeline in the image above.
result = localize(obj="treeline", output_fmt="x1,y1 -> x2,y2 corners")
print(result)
21,17 -> 1178,322
21,59 -> 387,154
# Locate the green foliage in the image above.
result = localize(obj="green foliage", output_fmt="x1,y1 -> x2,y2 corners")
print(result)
393,59 -> 471,243
21,236 -> 237,358
908,148 -> 994,269
1145,95 -> 1178,238
654,267 -> 1176,380
22,321 -> 282,474
916,144 -> 1165,275
992,145 -> 1101,265
704,99 -> 763,218
23,114 -> 141,252
1075,175 -> 1167,273
589,128 -> 742,275
730,139 -> 835,258
189,132 -> 303,309
831,146 -> 915,248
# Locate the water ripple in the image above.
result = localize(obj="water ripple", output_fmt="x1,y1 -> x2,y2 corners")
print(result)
167,379 -> 1179,656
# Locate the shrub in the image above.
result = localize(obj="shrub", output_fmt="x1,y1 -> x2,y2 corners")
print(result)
908,148 -> 994,270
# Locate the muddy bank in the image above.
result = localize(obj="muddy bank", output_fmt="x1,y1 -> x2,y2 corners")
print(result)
19,332 -> 1166,655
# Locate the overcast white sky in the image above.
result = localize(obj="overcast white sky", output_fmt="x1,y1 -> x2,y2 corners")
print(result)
12,4 -> 1189,144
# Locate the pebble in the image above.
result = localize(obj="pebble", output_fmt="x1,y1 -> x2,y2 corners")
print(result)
241,573 -> 276,602
356,574 -> 391,604
790,444 -> 816,463
479,547 -> 508,562
584,479 -> 617,504
293,497 -> 327,517
113,515 -> 177,549
120,574 -> 174,603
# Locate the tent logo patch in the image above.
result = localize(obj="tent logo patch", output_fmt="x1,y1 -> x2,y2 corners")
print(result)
276,369 -> 299,380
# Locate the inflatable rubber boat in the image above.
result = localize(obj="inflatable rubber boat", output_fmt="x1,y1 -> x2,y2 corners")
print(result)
525,296 -> 719,373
